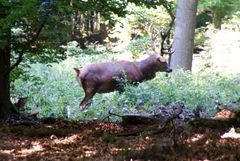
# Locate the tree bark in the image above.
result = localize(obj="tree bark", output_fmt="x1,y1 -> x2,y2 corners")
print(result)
0,5 -> 15,119
0,31 -> 13,120
170,0 -> 198,71
100,23 -> 108,43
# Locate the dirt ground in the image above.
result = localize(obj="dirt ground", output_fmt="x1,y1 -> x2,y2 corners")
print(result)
1,109 -> 240,161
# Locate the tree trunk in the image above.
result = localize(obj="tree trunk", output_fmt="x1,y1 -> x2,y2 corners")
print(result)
0,5 -> 14,120
90,11 -> 94,32
100,23 -> 108,43
212,12 -> 222,29
170,0 -> 198,71
0,50 -> 13,120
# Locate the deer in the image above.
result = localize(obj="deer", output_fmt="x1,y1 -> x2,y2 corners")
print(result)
74,21 -> 174,110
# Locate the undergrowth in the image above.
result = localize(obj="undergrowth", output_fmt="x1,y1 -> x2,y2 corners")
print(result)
11,54 -> 240,120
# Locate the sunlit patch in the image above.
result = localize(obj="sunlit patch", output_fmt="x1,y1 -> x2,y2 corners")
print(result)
95,122 -> 123,134
82,145 -> 97,157
192,29 -> 240,74
144,136 -> 152,141
0,149 -> 14,155
84,149 -> 97,157
221,128 -> 240,139
214,109 -> 236,119
53,134 -> 82,144
133,144 -> 145,151
110,143 -> 145,154
18,141 -> 43,156
110,147 -> 125,154
110,147 -> 132,154
205,139 -> 210,145
188,133 -> 204,142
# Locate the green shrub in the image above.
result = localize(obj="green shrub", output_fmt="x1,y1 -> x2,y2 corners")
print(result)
194,27 -> 208,50
12,53 -> 240,120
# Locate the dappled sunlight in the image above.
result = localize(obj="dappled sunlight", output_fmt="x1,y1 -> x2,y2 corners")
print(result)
0,141 -> 44,158
0,149 -> 14,155
110,147 -> 126,154
132,143 -> 146,151
2,118 -> 240,160
53,134 -> 82,145
116,50 -> 134,61
189,133 -> 205,142
210,30 -> 240,73
110,144 -> 146,155
18,141 -> 43,157
221,128 -> 240,139
193,29 -> 240,74
80,145 -> 98,157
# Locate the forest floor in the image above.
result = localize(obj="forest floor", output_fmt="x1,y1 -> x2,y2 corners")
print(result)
1,105 -> 240,161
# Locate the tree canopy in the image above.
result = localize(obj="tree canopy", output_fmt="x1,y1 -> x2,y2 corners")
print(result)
199,0 -> 240,29
0,0 -> 175,119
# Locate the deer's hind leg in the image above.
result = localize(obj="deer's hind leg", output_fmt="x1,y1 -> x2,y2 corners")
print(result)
79,82 -> 97,110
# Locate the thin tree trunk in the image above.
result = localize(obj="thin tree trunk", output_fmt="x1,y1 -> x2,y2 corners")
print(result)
100,23 -> 108,43
213,12 -> 222,29
170,0 -> 198,71
94,12 -> 100,31
85,12 -> 90,33
90,11 -> 94,32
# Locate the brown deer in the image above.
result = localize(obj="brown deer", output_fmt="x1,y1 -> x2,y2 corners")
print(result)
74,22 -> 174,110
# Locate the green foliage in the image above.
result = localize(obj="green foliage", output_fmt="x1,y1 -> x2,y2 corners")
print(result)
11,53 -> 117,119
0,0 -> 143,67
199,0 -> 238,10
7,0 -> 240,120
223,11 -> 240,30
61,41 -> 105,57
115,69 -> 240,116
196,11 -> 212,28
110,3 -> 175,59
103,134 -> 117,143
199,0 -> 240,28
126,37 -> 149,59
1,0 -> 176,72
128,0 -> 176,11
12,53 -> 240,120
127,4 -> 173,36
194,27 -> 207,49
